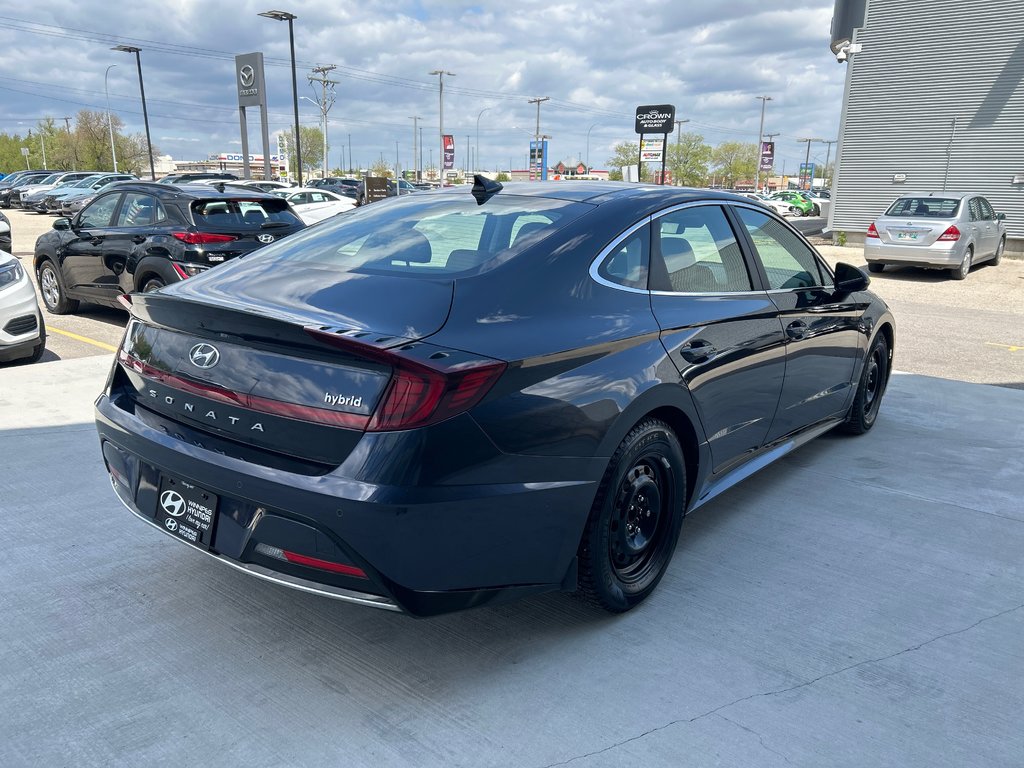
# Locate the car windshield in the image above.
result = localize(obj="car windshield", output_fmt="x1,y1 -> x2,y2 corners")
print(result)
885,197 -> 961,217
247,193 -> 592,277
37,173 -> 61,185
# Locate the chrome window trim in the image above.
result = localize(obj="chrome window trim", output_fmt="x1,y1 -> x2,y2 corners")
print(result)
588,214 -> 653,294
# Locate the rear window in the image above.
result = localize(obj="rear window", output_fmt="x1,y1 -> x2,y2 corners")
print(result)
246,194 -> 592,277
885,197 -> 961,217
191,198 -> 301,228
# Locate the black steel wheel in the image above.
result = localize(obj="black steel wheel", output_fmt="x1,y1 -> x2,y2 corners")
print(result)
577,418 -> 687,613
842,334 -> 890,435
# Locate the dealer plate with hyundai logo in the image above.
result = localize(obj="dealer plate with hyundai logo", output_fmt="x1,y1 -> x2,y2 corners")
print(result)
155,475 -> 219,549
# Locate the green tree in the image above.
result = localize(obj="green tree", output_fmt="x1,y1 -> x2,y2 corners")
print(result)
368,158 -> 393,178
494,171 -> 510,182
285,125 -> 324,178
606,141 -> 648,182
666,132 -> 712,187
710,141 -> 757,188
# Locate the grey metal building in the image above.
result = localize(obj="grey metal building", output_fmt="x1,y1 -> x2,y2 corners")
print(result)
828,0 -> 1024,249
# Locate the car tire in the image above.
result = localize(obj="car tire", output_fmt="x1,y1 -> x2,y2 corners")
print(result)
38,259 -> 79,315
25,315 -> 46,363
841,334 -> 889,435
576,418 -> 687,613
812,205 -> 821,216
991,237 -> 1005,266
867,263 -> 885,274
951,246 -> 972,281
140,277 -> 165,293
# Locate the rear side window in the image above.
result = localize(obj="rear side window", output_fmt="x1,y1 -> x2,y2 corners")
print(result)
249,194 -> 591,276
885,197 -> 960,217
116,193 -> 166,227
598,225 -> 649,289
191,198 -> 301,228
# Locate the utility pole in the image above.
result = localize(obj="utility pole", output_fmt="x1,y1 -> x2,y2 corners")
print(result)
347,132 -> 352,174
528,96 -> 550,181
409,116 -> 421,181
308,64 -> 338,179
821,139 -> 837,189
429,70 -> 454,183
754,95 -> 773,192
798,138 -> 822,191
673,118 -> 689,185
62,116 -> 77,170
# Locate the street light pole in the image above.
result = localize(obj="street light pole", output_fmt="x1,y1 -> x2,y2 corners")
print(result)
585,122 -> 599,170
475,107 -> 491,175
754,95 -> 772,192
105,64 -> 121,172
259,10 -> 302,186
409,116 -> 421,180
429,70 -> 454,183
112,46 -> 155,179
821,139 -> 837,188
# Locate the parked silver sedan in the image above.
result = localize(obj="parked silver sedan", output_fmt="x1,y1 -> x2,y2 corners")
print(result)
864,192 -> 1006,280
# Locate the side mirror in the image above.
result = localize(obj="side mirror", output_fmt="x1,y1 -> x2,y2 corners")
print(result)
834,261 -> 870,293
996,212 -> 1006,221
53,217 -> 71,231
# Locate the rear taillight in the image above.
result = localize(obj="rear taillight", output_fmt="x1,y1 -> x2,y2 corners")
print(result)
866,223 -> 879,239
172,232 -> 237,245
937,225 -> 961,241
304,327 -> 507,432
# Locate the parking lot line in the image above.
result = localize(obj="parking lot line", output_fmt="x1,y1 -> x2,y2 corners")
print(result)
48,326 -> 118,353
985,342 -> 1023,353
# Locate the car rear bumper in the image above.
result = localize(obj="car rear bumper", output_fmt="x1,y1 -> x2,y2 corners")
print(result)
864,239 -> 965,268
95,392 -> 602,617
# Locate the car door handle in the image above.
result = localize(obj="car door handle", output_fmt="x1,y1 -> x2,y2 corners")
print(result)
680,340 -> 716,363
786,320 -> 808,339
132,236 -> 147,244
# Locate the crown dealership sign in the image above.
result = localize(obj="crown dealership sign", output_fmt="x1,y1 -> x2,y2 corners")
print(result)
634,104 -> 676,185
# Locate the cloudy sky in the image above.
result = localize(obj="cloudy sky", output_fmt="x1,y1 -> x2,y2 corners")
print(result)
0,0 -> 845,174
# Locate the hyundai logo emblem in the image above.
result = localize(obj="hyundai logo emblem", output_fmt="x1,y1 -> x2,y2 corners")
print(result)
160,490 -> 186,517
257,233 -> 275,244
189,343 -> 220,369
239,65 -> 255,88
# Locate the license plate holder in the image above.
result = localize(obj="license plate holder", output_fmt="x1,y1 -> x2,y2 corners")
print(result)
155,475 -> 219,550
895,231 -> 920,241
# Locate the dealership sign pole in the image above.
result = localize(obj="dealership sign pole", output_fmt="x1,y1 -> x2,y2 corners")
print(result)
235,52 -> 272,180
635,104 -> 675,184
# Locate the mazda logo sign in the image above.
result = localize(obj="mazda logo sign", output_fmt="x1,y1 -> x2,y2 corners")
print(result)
189,343 -> 220,369
258,234 -> 275,244
160,490 -> 186,517
239,65 -> 255,88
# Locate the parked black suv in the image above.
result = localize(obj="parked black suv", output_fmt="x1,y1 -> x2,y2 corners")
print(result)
33,182 -> 305,314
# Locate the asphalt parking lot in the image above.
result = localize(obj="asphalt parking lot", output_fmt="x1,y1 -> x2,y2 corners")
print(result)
2,205 -> 1023,767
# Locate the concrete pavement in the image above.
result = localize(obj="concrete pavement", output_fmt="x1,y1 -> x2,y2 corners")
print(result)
1,355 -> 1022,767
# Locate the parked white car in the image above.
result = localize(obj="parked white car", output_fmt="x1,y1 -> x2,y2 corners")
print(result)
273,187 -> 356,225
0,250 -> 46,364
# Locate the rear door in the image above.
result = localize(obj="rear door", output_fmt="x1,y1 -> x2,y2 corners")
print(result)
733,206 -> 861,441
970,197 -> 998,256
648,203 -> 787,474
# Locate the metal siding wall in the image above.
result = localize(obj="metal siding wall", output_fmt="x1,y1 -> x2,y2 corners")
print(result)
831,0 -> 1024,238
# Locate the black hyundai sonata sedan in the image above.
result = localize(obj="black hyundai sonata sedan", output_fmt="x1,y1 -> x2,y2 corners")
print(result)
95,179 -> 894,617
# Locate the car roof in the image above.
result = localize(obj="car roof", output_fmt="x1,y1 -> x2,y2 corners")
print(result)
430,181 -> 748,205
